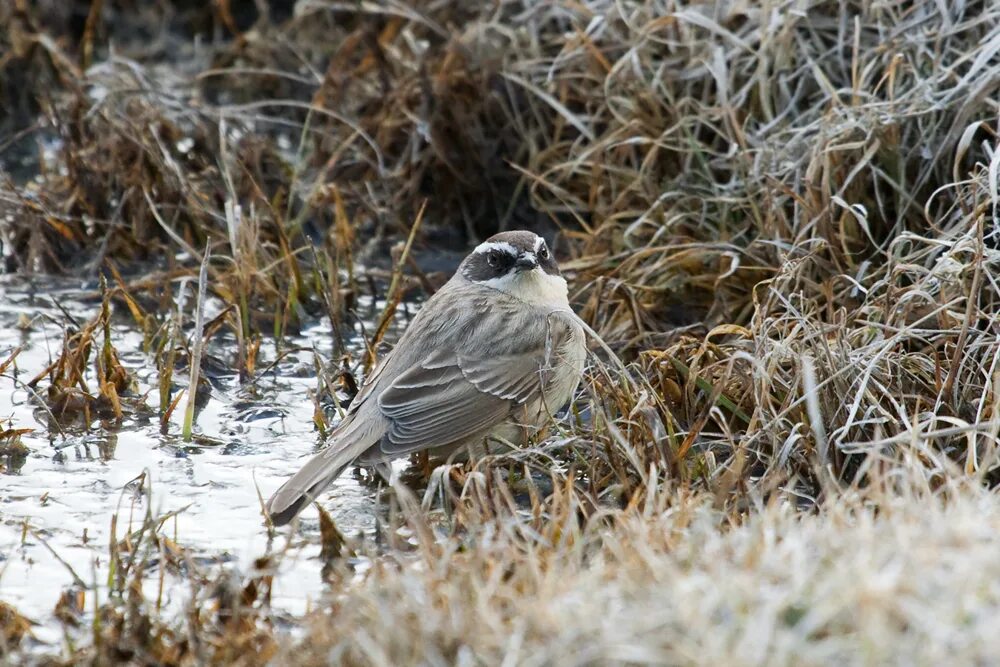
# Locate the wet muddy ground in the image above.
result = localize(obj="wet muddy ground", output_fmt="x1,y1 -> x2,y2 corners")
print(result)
0,274 -> 398,646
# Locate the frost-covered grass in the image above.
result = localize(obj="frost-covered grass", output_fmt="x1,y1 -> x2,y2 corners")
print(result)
285,476 -> 1000,666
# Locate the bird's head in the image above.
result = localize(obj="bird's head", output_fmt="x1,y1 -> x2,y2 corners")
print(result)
458,231 -> 566,305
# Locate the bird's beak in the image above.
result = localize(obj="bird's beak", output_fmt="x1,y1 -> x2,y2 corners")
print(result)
514,255 -> 538,272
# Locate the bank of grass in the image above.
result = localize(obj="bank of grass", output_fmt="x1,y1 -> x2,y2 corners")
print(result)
283,470 -> 1000,666
9,459 -> 1000,665
3,0 -> 1000,663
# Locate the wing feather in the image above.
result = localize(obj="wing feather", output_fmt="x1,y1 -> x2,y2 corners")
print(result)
371,293 -> 580,458
378,373 -> 509,453
457,353 -> 547,402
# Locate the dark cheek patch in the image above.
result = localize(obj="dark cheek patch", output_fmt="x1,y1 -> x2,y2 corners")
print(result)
461,254 -> 494,281
462,252 -> 514,281
540,254 -> 561,276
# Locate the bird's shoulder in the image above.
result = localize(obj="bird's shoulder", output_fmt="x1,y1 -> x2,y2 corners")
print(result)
401,278 -> 552,351
347,278 -> 576,414
343,280 -> 511,412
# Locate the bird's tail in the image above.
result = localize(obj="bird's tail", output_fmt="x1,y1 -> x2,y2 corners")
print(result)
265,417 -> 378,526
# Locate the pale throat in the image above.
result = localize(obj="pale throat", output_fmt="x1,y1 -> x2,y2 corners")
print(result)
480,267 -> 568,306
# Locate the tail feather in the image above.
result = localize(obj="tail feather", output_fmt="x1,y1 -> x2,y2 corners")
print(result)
265,459 -> 351,526
266,416 -> 382,526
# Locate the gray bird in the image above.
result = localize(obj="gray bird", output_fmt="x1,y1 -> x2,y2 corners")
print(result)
265,230 -> 586,526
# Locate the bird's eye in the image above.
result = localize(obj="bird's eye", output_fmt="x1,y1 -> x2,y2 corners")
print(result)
539,245 -> 549,260
486,250 -> 500,267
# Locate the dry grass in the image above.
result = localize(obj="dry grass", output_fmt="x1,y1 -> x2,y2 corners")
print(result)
281,472 -> 1000,666
4,0 -> 1000,663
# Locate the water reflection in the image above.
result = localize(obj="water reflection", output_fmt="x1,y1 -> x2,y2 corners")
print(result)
0,276 -> 385,643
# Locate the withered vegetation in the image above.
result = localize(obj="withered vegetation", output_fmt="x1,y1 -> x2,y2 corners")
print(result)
4,0 -> 1000,663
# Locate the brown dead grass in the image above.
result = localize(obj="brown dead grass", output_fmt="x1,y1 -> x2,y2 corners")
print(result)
4,0 -> 1000,664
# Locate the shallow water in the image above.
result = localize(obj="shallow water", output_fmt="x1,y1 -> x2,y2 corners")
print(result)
0,274 -> 397,645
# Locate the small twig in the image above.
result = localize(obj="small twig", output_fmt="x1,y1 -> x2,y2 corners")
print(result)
182,245 -> 211,442
31,529 -> 88,589
364,201 -> 426,373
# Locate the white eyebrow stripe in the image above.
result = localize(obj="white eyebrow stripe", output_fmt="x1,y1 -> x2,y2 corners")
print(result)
534,236 -> 545,251
473,240 -> 518,256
